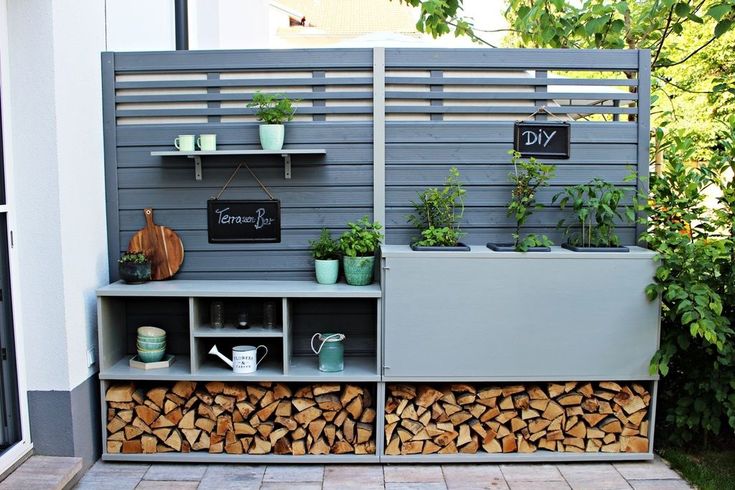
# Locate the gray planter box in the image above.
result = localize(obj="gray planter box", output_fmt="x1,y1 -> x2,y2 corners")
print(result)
380,245 -> 660,381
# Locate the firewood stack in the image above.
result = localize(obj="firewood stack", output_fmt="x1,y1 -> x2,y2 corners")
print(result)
384,382 -> 650,455
105,381 -> 376,455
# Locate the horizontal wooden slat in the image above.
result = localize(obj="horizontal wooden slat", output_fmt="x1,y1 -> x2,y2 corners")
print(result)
385,122 -> 637,144
116,123 -> 374,146
386,186 -> 636,209
386,143 -> 638,164
385,105 -> 637,115
385,76 -> 638,87
385,91 -> 637,101
118,165 -> 373,188
118,187 -> 373,209
112,49 -> 373,72
116,106 -> 373,118
119,208 -> 372,231
385,48 -> 640,70
116,92 -> 374,103
386,165 -> 633,186
115,77 -> 373,89
118,144 -> 373,167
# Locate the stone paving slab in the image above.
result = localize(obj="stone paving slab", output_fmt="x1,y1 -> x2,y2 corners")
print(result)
69,459 -> 693,490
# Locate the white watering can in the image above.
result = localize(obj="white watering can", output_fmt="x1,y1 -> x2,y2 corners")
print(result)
209,344 -> 267,374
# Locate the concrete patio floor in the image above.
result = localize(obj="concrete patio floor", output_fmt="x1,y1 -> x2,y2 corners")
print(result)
74,457 -> 692,489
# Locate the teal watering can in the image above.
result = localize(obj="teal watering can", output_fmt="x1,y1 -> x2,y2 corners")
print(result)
310,332 -> 346,372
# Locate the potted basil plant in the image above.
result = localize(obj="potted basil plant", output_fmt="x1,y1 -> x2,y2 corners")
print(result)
118,251 -> 151,284
246,91 -> 296,151
407,166 -> 469,251
553,178 -> 635,252
338,216 -> 384,286
309,228 -> 341,285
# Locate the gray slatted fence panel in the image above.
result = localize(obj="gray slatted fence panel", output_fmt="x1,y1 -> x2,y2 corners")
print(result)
383,48 -> 645,246
102,48 -> 649,279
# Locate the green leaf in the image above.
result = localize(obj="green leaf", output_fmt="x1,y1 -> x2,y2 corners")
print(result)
707,3 -> 732,21
674,2 -> 690,17
715,19 -> 733,37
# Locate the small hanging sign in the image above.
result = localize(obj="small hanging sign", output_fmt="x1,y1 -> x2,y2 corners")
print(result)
514,121 -> 571,159
207,200 -> 281,243
207,162 -> 281,243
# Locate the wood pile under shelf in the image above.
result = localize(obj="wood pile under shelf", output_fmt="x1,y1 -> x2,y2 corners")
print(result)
105,381 -> 376,456
384,382 -> 650,455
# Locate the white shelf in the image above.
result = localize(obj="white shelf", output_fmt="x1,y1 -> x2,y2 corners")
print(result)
150,149 -> 327,180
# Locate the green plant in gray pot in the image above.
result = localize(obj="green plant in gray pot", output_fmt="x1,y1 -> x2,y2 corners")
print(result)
338,216 -> 384,286
309,228 -> 341,285
118,251 -> 151,284
407,166 -> 468,251
246,91 -> 296,151
553,177 -> 635,252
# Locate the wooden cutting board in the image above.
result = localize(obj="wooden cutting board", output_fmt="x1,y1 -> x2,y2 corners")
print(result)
127,208 -> 184,280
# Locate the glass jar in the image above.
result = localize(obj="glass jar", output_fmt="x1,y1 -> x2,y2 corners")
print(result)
263,301 -> 276,329
210,301 -> 225,329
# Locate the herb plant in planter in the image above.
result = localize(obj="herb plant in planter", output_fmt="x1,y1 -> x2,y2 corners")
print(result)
488,151 -> 555,252
309,228 -> 341,285
553,178 -> 635,252
407,167 -> 469,251
246,91 -> 296,151
338,216 -> 384,286
118,251 -> 151,284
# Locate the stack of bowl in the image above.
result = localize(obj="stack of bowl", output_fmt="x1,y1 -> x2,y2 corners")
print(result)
137,326 -> 166,362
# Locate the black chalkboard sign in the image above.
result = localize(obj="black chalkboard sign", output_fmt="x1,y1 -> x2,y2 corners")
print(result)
514,122 -> 570,159
207,200 -> 281,243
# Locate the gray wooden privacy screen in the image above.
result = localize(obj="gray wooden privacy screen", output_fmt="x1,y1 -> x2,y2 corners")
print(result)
102,48 -> 650,280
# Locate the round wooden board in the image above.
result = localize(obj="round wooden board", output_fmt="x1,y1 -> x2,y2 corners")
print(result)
127,208 -> 184,280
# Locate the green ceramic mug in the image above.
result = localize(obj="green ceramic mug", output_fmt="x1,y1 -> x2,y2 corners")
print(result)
197,134 -> 217,151
174,134 -> 195,152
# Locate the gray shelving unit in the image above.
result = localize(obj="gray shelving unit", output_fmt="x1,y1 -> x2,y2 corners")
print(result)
97,279 -> 383,463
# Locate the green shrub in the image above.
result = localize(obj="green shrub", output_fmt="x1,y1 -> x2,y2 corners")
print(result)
640,119 -> 735,446
507,150 -> 555,251
119,251 -> 148,264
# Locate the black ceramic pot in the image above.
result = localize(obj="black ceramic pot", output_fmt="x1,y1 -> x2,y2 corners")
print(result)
119,261 -> 152,284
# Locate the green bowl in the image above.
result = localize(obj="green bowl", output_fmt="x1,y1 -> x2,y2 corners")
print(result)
137,326 -> 166,339
137,339 -> 166,349
137,348 -> 166,363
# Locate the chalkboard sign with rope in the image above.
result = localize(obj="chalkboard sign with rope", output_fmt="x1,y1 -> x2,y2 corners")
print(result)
207,163 -> 281,243
513,121 -> 571,159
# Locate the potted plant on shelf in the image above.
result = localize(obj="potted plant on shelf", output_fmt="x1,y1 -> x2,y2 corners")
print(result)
118,251 -> 151,284
338,216 -> 384,286
488,151 -> 556,252
553,178 -> 635,252
407,166 -> 469,251
309,228 -> 341,285
246,91 -> 296,151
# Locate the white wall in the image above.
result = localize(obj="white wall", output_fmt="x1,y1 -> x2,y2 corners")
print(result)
4,0 -> 107,392
105,0 -> 175,51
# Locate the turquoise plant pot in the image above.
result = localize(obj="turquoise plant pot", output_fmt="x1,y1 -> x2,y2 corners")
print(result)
315,259 -> 339,285
259,124 -> 285,150
342,256 -> 375,286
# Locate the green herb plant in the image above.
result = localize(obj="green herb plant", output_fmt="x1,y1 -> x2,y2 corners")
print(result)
309,228 -> 340,260
507,150 -> 555,251
338,216 -> 384,257
247,92 -> 296,124
119,251 -> 148,264
408,167 -> 466,247
553,178 -> 635,248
